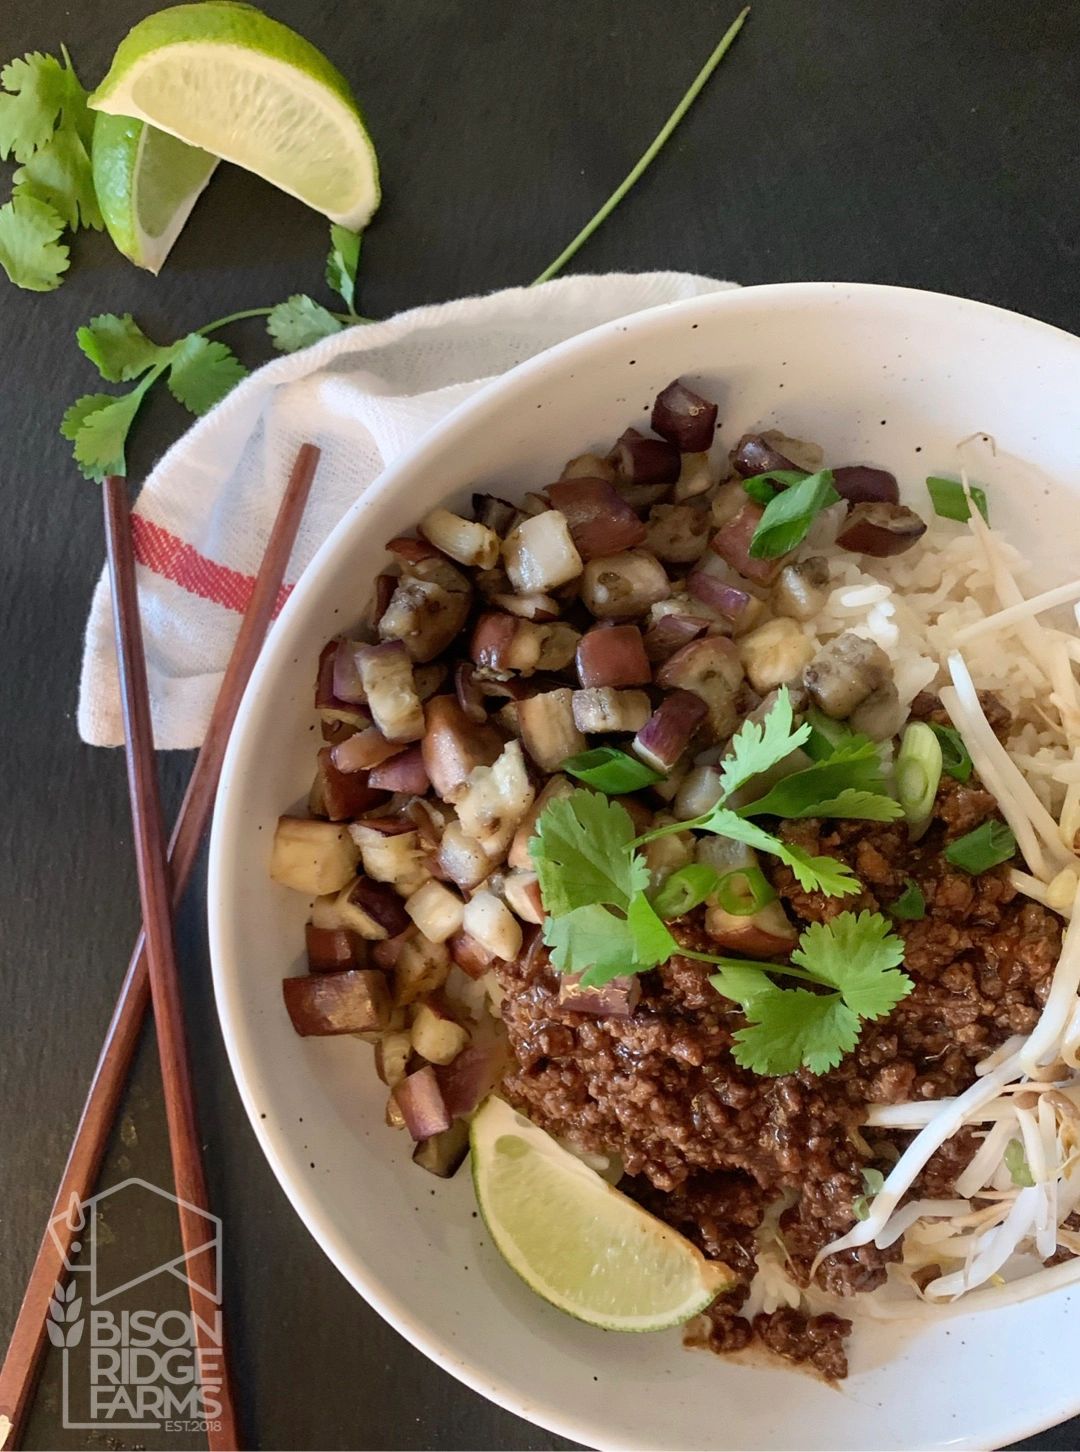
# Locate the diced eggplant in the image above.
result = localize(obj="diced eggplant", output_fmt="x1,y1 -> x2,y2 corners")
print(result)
643,819 -> 693,886
473,493 -> 519,534
410,1000 -> 470,1065
710,478 -> 751,529
305,923 -> 366,973
772,557 -> 831,621
836,502 -> 927,557
558,973 -> 641,1017
378,559 -> 472,662
545,478 -> 647,560
571,687 -> 651,734
832,465 -> 900,505
414,662 -> 448,701
436,1038 -> 509,1118
532,622 -> 582,672
705,900 -> 797,957
371,573 -> 397,630
575,623 -> 651,688
517,688 -> 586,771
560,450 -> 617,483
696,835 -> 759,875
633,690 -> 709,772
730,433 -> 799,478
405,879 -> 465,943
508,774 -> 574,869
454,661 -> 488,724
803,631 -> 892,718
270,817 -> 360,896
348,823 -> 430,898
315,639 -> 364,718
502,870 -> 544,925
393,935 -> 451,1005
470,612 -> 579,675
330,639 -> 368,705
674,765 -> 725,820
447,929 -> 496,979
419,506 -> 500,569
421,695 -> 503,802
645,503 -> 710,564
581,550 -> 671,619
462,890 -> 523,961
366,745 -> 427,794
356,642 -> 425,742
374,1029 -> 412,1088
673,452 -> 713,503
489,591 -> 561,621
738,618 -> 815,695
455,740 -> 535,859
502,510 -> 583,593
686,566 -> 764,631
393,1065 -> 452,1139
849,679 -> 905,740
651,379 -> 718,452
312,747 -> 386,822
656,636 -> 744,739
609,427 -> 680,487
371,927 -> 415,971
331,727 -> 404,773
311,893 -> 345,930
710,502 -> 788,585
642,612 -> 709,663
436,822 -> 492,891
412,1118 -> 470,1177
336,876 -> 412,940
283,968 -> 391,1037
385,535 -> 445,564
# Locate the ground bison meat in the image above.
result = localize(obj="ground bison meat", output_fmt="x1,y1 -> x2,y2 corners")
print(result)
495,715 -> 1062,1377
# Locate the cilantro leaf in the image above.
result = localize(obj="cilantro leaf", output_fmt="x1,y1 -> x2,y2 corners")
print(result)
0,194 -> 68,291
718,686 -> 811,799
0,52 -> 67,162
326,225 -> 362,313
696,807 -> 860,897
267,294 -> 344,352
790,911 -> 911,1021
1004,1137 -> 1035,1188
888,878 -> 926,920
531,789 -> 648,918
626,892 -> 678,967
748,469 -> 840,559
60,390 -> 146,480
731,985 -> 861,1076
13,126 -> 100,230
736,737 -> 901,821
544,903 -> 638,985
166,334 -> 248,415
77,313 -> 167,382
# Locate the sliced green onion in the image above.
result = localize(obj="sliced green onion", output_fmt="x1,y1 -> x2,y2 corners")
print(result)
945,820 -> 1017,873
748,469 -> 840,559
896,722 -> 942,839
651,864 -> 720,920
715,866 -> 777,916
741,468 -> 807,504
888,878 -> 926,921
561,746 -> 662,793
926,475 -> 989,524
803,706 -> 856,762
928,722 -> 973,782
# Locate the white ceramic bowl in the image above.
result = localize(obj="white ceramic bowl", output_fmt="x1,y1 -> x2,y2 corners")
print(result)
209,282 -> 1080,1451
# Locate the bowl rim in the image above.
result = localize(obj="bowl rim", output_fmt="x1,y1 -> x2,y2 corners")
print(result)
208,279 -> 1080,1451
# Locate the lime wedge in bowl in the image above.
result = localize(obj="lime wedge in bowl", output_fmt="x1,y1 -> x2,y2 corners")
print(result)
89,2 -> 379,231
92,113 -> 218,273
471,1097 -> 732,1332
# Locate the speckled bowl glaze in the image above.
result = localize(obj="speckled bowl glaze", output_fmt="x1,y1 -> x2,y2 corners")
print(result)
209,283 -> 1080,1450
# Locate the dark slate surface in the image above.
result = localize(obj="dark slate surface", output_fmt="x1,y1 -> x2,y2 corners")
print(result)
3,1 -> 1080,1448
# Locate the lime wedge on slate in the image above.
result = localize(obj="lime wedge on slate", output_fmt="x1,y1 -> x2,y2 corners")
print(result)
92,113 -> 218,273
470,1097 -> 731,1331
89,2 -> 380,231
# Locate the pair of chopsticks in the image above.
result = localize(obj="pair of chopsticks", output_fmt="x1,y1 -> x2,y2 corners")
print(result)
0,444 -> 320,1452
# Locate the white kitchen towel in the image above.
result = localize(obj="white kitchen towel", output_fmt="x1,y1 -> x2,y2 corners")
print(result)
78,270 -> 735,749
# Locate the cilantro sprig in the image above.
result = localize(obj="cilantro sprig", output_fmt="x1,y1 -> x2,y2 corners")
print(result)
710,912 -> 913,1076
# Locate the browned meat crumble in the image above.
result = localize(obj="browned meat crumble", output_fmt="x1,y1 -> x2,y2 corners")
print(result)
495,729 -> 1063,1376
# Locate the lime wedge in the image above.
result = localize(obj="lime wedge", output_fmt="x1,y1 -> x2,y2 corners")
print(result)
92,113 -> 218,273
471,1097 -> 731,1331
89,2 -> 379,231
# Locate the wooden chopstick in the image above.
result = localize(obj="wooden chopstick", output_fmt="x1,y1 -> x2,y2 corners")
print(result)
0,444 -> 318,1452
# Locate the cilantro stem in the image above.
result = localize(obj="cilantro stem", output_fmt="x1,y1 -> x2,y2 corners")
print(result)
632,812 -> 711,849
196,306 -> 372,335
530,6 -> 750,285
679,949 -> 824,988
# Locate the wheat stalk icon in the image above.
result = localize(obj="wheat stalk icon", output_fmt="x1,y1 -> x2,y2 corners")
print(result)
45,1281 -> 83,1350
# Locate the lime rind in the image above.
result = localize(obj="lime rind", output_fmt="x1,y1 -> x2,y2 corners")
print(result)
88,2 -> 379,230
470,1097 -> 730,1332
92,112 -> 217,273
